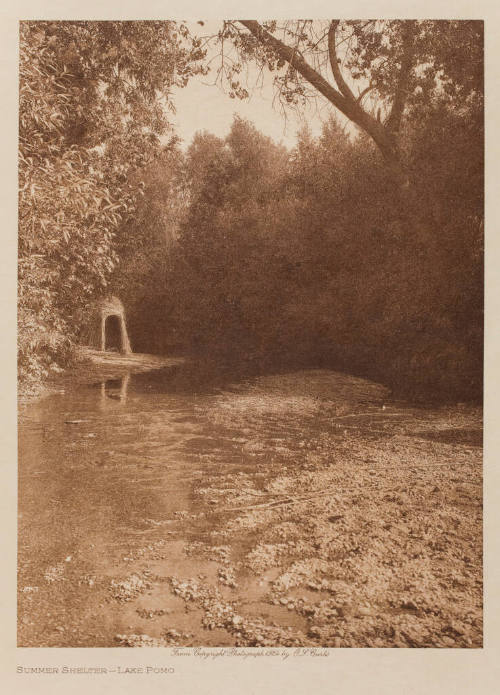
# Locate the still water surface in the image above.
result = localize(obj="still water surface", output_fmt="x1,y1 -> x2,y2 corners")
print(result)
18,362 -> 393,645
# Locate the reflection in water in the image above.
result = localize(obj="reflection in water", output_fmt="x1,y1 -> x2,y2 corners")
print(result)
18,364 -> 388,566
18,363 -> 240,582
17,363 -> 390,646
99,372 -> 130,406
17,363 -> 483,647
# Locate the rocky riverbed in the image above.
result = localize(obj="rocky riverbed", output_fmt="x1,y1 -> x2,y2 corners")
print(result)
18,366 -> 482,648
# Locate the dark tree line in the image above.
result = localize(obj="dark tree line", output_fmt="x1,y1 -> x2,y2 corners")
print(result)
138,109 -> 481,401
19,20 -> 483,402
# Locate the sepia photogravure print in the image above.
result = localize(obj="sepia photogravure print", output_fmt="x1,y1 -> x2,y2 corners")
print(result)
17,18 -> 483,649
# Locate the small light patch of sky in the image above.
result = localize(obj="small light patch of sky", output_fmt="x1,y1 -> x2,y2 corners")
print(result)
169,68 -> 333,151
165,20 -> 348,151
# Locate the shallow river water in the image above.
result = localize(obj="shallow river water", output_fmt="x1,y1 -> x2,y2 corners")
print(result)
18,362 -> 483,648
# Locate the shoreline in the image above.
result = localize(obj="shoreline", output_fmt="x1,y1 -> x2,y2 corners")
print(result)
18,348 -> 187,404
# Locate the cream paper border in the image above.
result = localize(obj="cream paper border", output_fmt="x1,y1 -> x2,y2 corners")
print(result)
1,2 -> 498,693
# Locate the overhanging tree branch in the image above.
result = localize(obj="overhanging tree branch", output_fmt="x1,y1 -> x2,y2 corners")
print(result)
327,20 -> 356,103
238,19 -> 401,170
239,20 -> 351,116
385,20 -> 417,135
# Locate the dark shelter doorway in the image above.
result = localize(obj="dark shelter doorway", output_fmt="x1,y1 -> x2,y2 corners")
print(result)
75,296 -> 132,353
105,315 -> 122,352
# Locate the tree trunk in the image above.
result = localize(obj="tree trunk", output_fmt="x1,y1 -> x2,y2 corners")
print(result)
238,20 -> 414,190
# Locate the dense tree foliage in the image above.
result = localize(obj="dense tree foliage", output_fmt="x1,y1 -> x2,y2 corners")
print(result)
159,106 -> 482,400
108,143 -> 186,354
18,20 -> 204,389
19,20 -> 483,402
151,18 -> 482,400
165,119 -> 289,357
215,20 -> 483,185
